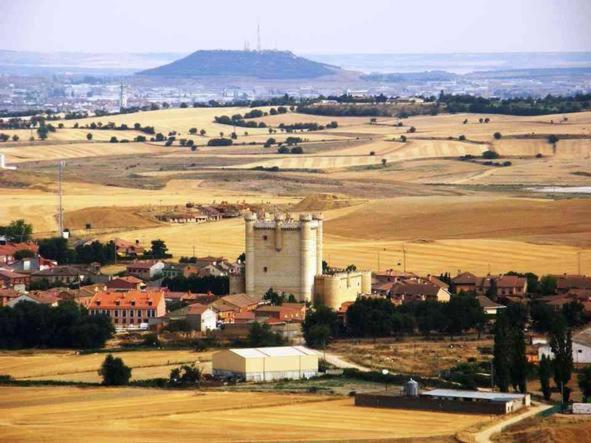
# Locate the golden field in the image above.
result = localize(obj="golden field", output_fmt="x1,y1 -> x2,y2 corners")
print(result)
0,387 -> 492,442
0,350 -> 211,383
0,107 -> 589,275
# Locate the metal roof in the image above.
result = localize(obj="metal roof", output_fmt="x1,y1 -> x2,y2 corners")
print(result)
422,389 -> 527,402
228,346 -> 319,359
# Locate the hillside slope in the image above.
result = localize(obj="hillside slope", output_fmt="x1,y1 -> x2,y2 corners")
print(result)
137,50 -> 341,79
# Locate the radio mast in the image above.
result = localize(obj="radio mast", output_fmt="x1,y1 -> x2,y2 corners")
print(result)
257,20 -> 261,51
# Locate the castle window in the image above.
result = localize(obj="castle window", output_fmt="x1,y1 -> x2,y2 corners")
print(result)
263,266 -> 268,272
263,235 -> 268,241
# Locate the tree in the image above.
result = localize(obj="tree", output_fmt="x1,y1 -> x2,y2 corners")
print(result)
562,301 -> 585,328
13,249 -> 35,260
493,311 -> 512,392
493,132 -> 502,139
578,366 -> 591,402
381,158 -> 387,167
482,150 -> 500,159
200,129 -> 206,136
0,219 -> 33,242
485,279 -> 497,300
539,354 -> 553,400
99,354 -> 131,386
169,363 -> 202,387
550,321 -> 573,403
263,288 -> 284,305
11,134 -> 19,142
539,275 -> 557,295
303,304 -> 338,348
548,134 -> 559,144
510,326 -> 528,393
530,302 -> 562,333
247,321 -> 285,347
86,133 -> 93,141
150,239 -> 168,259
109,136 -> 118,143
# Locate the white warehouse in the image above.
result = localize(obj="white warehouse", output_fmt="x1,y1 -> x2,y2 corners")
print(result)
212,346 -> 319,381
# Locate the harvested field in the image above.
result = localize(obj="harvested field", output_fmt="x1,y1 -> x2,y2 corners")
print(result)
63,206 -> 160,230
492,414 -> 591,443
325,197 -> 591,244
0,142 -> 170,163
291,194 -> 365,212
0,349 -> 211,383
0,387 -> 491,442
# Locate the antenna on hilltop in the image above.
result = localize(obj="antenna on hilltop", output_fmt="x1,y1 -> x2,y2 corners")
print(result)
257,19 -> 261,51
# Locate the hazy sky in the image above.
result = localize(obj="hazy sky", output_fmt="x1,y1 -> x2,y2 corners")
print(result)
1,0 -> 590,54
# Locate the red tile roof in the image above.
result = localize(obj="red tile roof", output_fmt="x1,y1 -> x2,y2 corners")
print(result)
89,290 -> 164,310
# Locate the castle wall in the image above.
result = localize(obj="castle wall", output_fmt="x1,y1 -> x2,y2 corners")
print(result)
314,271 -> 372,309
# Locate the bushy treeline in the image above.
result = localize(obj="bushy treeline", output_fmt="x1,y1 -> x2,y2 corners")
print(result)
38,237 -> 116,265
214,114 -> 268,128
347,295 -> 485,338
297,104 -> 392,117
162,275 -> 229,295
0,301 -> 114,349
440,93 -> 591,116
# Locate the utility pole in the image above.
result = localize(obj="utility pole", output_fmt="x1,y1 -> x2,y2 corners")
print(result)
57,160 -> 65,238
402,244 -> 407,273
577,251 -> 582,275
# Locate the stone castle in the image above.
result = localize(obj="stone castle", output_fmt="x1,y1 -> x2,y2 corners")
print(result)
244,212 -> 370,308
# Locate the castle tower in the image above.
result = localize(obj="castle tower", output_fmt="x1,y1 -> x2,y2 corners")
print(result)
244,212 -> 256,296
313,213 -> 323,275
243,212 -> 321,302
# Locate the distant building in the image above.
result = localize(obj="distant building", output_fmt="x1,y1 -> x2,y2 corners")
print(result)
161,303 -> 218,332
105,276 -> 144,291
209,293 -> 260,323
126,260 -> 165,280
452,272 -> 527,297
31,265 -> 96,286
88,290 -> 166,329
554,274 -> 591,295
356,387 -> 530,415
0,240 -> 38,265
254,303 -> 306,322
389,281 -> 451,304
477,295 -> 506,316
212,346 -> 319,381
539,327 -> 591,364
0,268 -> 30,289
113,239 -> 144,258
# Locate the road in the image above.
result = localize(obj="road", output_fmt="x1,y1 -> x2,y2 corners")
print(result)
320,351 -> 371,372
473,403 -> 554,443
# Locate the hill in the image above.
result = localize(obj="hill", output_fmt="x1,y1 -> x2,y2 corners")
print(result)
137,50 -> 341,79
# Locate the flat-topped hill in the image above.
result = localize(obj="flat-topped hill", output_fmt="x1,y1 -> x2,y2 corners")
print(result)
138,50 -> 341,79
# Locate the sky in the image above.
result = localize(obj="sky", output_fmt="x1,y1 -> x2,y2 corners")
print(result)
1,0 -> 590,54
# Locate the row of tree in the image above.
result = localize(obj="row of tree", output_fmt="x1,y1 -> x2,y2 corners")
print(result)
0,301 -> 114,349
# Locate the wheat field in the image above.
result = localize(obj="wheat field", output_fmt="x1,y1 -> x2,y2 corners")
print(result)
0,387 -> 491,442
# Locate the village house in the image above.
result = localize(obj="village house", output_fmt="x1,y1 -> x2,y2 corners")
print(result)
158,303 -> 218,332
7,256 -> 57,274
163,290 -> 216,305
126,260 -> 165,280
554,274 -> 591,295
254,303 -> 306,322
30,265 -> 93,287
0,268 -> 30,289
0,240 -> 38,265
477,295 -> 506,316
0,288 -> 22,306
114,238 -> 144,258
7,290 -> 62,307
452,272 -> 527,297
105,276 -> 144,291
389,281 -> 452,304
88,290 -> 166,329
209,293 -> 260,324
